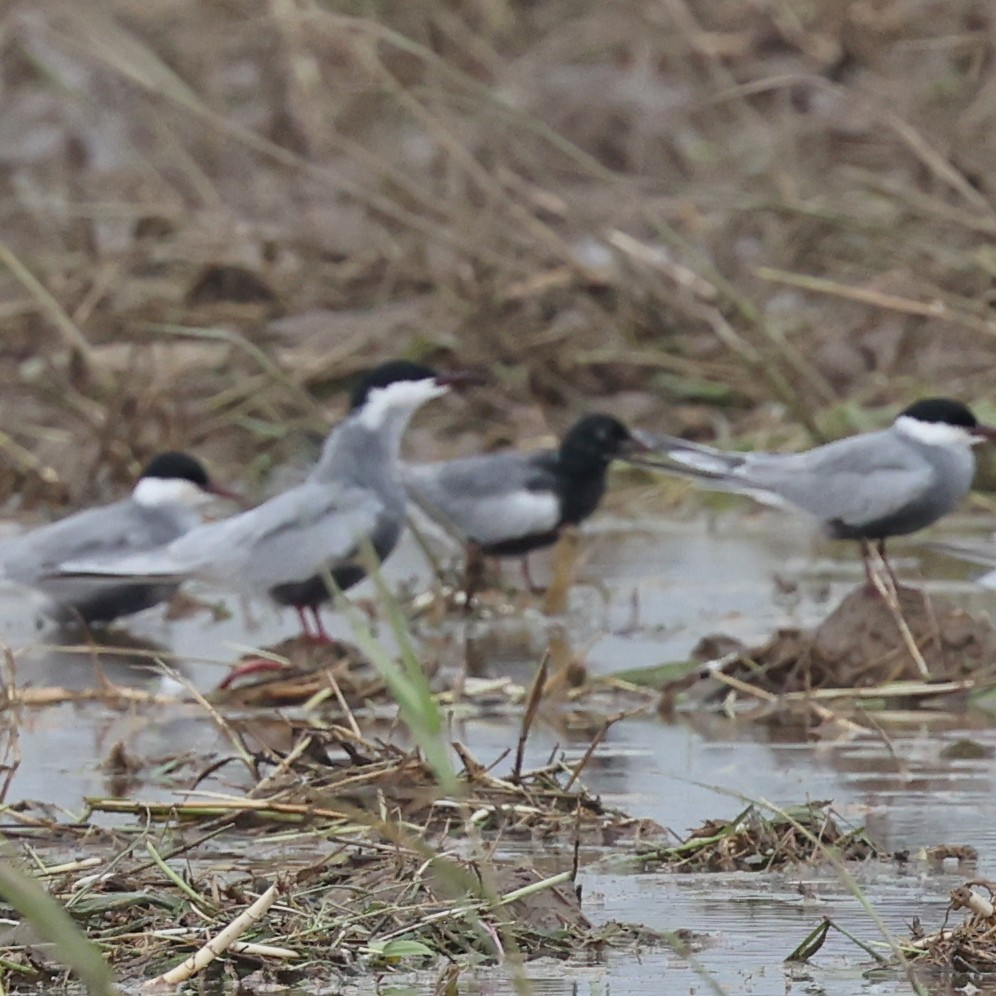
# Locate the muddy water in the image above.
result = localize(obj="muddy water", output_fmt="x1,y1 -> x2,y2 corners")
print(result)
3,509 -> 996,994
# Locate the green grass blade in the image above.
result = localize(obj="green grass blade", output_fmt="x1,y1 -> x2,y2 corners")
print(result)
0,850 -> 118,995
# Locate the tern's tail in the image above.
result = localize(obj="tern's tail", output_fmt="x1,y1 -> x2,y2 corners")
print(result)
632,432 -> 748,481
48,551 -> 187,584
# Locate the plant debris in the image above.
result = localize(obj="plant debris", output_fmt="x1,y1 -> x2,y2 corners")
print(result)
0,728 -> 660,988
788,876 -> 996,979
634,802 -> 881,873
903,880 -> 996,973
673,585 -> 996,724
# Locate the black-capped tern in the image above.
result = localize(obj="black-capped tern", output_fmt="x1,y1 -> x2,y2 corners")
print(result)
403,413 -> 647,589
0,452 -> 234,624
633,398 -> 996,583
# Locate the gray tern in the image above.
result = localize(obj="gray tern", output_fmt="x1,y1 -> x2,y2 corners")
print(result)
632,398 -> 996,583
403,413 -> 648,589
0,452 -> 235,625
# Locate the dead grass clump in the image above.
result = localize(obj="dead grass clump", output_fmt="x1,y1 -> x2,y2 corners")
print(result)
635,802 -> 880,873
903,881 -> 996,973
82,725 -> 626,842
0,729 -> 659,987
213,638 -> 393,704
0,832 -> 613,987
672,585 -> 996,724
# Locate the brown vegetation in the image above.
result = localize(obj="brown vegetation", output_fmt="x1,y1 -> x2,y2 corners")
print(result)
2,1 -> 996,512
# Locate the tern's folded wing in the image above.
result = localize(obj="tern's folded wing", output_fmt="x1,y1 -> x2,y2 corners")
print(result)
56,481 -> 383,589
736,433 -> 935,528
403,453 -> 560,545
0,499 -> 189,584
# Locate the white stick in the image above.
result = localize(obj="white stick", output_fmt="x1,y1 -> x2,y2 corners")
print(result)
142,882 -> 281,989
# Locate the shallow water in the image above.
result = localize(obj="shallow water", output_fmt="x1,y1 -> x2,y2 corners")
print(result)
3,508 -> 996,994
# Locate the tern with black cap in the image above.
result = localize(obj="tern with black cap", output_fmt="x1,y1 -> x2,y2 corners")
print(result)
631,398 -> 996,583
0,451 -> 236,624
403,413 -> 649,590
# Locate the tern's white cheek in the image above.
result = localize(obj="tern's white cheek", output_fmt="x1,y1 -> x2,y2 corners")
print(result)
133,477 -> 207,508
357,380 -> 449,430
893,416 -> 976,448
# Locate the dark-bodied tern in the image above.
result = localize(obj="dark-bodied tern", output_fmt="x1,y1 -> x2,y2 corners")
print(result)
0,452 -> 235,624
403,413 -> 647,589
632,398 -> 996,583
57,361 -> 476,640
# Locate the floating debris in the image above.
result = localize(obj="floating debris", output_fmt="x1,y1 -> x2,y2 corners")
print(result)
0,728 -> 661,988
634,802 -> 880,872
905,881 -> 996,973
787,874 -> 996,978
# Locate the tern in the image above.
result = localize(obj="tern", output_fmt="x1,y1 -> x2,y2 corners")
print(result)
632,398 -> 996,583
403,413 -> 647,590
0,452 -> 234,624
57,361 -> 475,640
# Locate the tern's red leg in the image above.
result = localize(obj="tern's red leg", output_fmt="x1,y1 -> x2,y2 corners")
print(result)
462,542 -> 486,612
306,606 -> 336,646
295,605 -> 315,640
861,539 -> 872,584
520,556 -> 540,594
860,539 -> 876,594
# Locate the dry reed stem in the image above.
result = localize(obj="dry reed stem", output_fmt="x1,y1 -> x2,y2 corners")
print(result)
143,881 -> 283,988
865,551 -> 930,680
950,886 -> 995,919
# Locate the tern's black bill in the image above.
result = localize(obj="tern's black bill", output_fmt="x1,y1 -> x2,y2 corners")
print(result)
621,429 -> 656,455
973,424 -> 996,441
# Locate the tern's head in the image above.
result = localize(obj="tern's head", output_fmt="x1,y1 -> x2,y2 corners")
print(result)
894,398 -> 996,447
132,452 -> 236,507
559,414 -> 648,473
350,360 -> 481,431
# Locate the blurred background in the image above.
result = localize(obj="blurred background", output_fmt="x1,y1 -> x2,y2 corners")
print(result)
2,0 -> 995,510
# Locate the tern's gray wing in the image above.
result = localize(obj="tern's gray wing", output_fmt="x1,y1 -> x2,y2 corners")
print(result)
403,451 -> 561,546
729,429 -> 935,528
57,479 -> 385,592
0,498 -> 190,585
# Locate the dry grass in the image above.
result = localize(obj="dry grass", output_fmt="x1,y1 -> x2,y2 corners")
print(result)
633,801 -> 881,873
0,723 -> 656,988
2,0 -> 996,510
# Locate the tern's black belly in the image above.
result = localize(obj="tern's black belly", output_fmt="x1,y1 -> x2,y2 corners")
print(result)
269,563 -> 368,610
74,582 -> 180,625
481,530 -> 561,558
827,495 -> 956,541
478,474 -> 606,557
